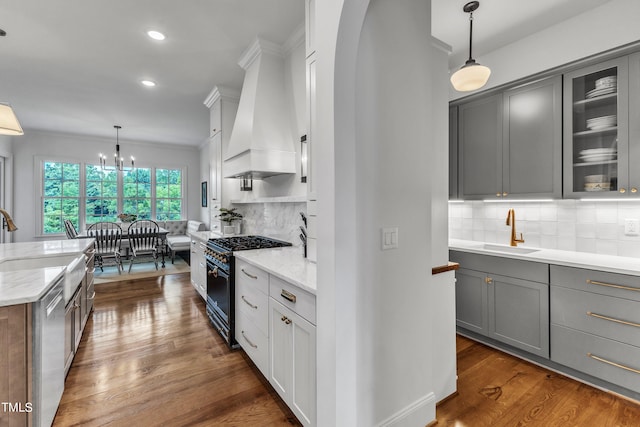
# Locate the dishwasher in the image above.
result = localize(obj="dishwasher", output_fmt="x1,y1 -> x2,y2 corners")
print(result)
34,275 -> 65,427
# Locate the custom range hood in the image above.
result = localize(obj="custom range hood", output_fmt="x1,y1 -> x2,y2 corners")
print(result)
224,38 -> 297,179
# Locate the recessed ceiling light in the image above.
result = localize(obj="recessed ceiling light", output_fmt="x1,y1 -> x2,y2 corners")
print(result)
147,30 -> 166,41
141,80 -> 156,87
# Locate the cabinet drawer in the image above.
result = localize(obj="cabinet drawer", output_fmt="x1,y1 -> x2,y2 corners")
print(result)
236,278 -> 269,337
551,324 -> 640,394
450,251 -> 548,283
551,286 -> 640,347
236,260 -> 269,295
270,275 -> 316,325
236,310 -> 269,378
551,265 -> 640,302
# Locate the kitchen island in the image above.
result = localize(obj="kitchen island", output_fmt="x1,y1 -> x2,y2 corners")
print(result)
0,238 -> 94,427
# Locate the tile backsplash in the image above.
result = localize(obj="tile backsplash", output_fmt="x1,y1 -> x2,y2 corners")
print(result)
449,200 -> 640,258
233,202 -> 307,248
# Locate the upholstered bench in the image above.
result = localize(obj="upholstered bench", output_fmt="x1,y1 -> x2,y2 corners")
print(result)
157,220 -> 206,263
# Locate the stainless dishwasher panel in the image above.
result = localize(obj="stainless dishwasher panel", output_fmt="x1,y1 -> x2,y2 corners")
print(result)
34,276 -> 65,427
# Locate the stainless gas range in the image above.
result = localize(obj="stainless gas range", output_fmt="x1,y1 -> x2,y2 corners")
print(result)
204,235 -> 292,347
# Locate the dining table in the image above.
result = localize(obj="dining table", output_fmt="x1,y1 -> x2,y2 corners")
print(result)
78,226 -> 170,268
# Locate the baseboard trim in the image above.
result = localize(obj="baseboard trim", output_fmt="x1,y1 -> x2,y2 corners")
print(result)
377,392 -> 436,427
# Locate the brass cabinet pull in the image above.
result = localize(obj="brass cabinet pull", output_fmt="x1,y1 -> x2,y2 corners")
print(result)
632,188 -> 638,193
241,268 -> 258,279
502,192 -> 508,196
587,311 -> 640,328
281,315 -> 292,325
280,289 -> 297,303
620,188 -> 627,193
485,277 -> 493,284
587,279 -> 640,293
496,192 -> 501,197
241,331 -> 258,349
241,295 -> 258,310
587,353 -> 640,375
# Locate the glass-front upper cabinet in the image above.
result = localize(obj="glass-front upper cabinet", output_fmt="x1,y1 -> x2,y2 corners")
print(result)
563,57 -> 630,198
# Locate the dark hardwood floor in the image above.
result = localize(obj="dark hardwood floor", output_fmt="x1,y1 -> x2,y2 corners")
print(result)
437,335 -> 640,426
53,273 -> 299,427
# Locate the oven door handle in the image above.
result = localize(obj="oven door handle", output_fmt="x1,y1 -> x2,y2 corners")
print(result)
208,266 -> 219,278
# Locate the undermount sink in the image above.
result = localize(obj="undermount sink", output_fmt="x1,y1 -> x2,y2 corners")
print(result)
482,244 -> 540,255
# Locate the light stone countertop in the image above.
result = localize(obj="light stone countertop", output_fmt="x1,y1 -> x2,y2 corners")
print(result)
450,238 -> 640,277
0,238 -> 94,307
0,267 -> 66,307
190,231 -> 222,242
0,238 -> 94,260
234,246 -> 316,295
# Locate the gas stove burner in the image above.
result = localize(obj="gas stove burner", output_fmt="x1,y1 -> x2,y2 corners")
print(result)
208,235 -> 292,252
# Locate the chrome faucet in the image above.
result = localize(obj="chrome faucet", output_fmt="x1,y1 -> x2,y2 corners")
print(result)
0,208 -> 18,232
505,208 -> 524,247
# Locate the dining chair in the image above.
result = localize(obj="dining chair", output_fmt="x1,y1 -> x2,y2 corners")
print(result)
127,220 -> 160,273
63,219 -> 79,239
87,222 -> 123,273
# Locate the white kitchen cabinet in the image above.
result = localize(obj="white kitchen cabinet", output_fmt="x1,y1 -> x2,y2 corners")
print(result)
269,298 -> 316,427
65,251 -> 95,375
203,86 -> 239,232
234,257 -> 317,426
235,259 -> 270,377
190,239 -> 206,301
305,0 -> 315,58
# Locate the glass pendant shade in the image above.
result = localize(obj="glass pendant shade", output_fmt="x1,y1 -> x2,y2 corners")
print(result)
0,103 -> 24,135
450,60 -> 491,92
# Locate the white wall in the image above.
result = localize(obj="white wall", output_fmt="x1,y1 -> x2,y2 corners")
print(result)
450,0 -> 640,100
316,0 -> 450,425
11,129 -> 201,242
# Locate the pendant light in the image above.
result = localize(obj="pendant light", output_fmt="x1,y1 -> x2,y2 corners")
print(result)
99,125 -> 135,171
0,103 -> 24,136
450,1 -> 491,92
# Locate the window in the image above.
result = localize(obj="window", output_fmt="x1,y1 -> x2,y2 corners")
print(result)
155,168 -> 182,220
85,164 -> 118,224
123,168 -> 152,219
39,160 -> 185,236
43,162 -> 80,234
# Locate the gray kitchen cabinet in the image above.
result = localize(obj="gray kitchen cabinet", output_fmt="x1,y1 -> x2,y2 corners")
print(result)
502,76 -> 562,198
449,105 -> 458,199
550,265 -> 640,394
456,76 -> 561,200
454,267 -> 487,335
450,250 -> 550,358
458,94 -> 502,199
563,56 -> 634,198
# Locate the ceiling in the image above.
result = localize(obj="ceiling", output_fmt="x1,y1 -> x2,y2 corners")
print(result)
0,0 -> 612,147
432,0 -> 612,69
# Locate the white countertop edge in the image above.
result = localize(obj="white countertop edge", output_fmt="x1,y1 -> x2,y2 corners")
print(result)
234,247 -> 317,295
0,266 -> 66,307
450,239 -> 640,277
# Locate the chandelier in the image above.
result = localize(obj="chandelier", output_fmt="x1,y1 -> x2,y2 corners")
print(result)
99,125 -> 135,171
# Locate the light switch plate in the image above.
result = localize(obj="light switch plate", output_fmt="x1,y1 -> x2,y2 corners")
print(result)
381,227 -> 399,250
624,218 -> 640,236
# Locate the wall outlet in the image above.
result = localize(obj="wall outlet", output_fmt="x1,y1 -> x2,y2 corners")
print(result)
381,227 -> 399,250
624,218 -> 640,236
